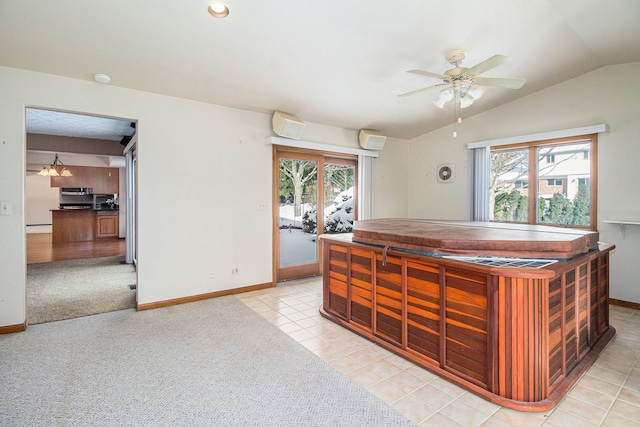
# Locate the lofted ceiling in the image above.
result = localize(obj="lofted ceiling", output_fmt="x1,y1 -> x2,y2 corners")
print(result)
2,0 -> 639,140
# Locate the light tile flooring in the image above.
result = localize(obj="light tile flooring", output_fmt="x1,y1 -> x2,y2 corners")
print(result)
235,277 -> 640,426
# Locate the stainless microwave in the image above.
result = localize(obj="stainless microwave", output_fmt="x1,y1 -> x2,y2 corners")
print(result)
60,187 -> 92,195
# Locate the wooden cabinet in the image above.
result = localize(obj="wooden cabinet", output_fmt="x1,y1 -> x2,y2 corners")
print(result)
52,209 -> 120,242
96,211 -> 119,238
51,166 -> 118,194
52,210 -> 96,243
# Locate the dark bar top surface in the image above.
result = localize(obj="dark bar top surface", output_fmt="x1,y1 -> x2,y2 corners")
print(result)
352,219 -> 600,259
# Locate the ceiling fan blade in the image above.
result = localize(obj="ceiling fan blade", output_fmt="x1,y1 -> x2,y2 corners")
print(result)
473,76 -> 526,89
466,54 -> 510,76
398,83 -> 444,97
407,69 -> 448,80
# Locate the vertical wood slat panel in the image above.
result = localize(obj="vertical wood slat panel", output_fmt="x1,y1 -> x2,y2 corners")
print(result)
406,260 -> 441,363
444,268 -> 488,387
577,263 -> 589,358
548,277 -> 563,386
497,277 -> 547,402
350,247 -> 373,330
327,244 -> 348,319
374,253 -> 403,346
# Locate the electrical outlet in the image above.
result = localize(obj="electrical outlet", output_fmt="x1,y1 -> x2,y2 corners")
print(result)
258,202 -> 269,211
231,267 -> 239,276
208,271 -> 215,279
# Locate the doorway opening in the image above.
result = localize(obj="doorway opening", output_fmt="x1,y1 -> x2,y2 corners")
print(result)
274,146 -> 357,283
25,107 -> 138,324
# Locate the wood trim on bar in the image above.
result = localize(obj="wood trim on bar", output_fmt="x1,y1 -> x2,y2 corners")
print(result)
610,298 -> 640,311
0,322 -> 26,335
137,282 -> 274,311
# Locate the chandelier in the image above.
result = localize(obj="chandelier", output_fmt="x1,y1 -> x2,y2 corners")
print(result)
38,154 -> 73,177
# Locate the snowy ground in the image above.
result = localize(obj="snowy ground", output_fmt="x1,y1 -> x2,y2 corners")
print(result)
279,204 -> 317,266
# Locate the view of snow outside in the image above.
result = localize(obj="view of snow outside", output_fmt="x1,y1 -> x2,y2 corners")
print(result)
279,188 -> 353,267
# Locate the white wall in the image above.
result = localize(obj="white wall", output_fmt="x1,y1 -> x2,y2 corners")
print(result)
372,137 -> 409,218
407,62 -> 640,304
0,66 -> 410,328
25,172 -> 58,227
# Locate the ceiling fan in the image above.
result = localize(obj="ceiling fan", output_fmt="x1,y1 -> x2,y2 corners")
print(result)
400,49 -> 526,109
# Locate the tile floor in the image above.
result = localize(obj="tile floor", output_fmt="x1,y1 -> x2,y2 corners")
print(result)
235,277 -> 640,426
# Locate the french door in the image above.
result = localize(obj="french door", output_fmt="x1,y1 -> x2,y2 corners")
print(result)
273,147 -> 357,283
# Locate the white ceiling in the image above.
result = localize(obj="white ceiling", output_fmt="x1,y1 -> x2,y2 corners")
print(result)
2,0 -> 639,140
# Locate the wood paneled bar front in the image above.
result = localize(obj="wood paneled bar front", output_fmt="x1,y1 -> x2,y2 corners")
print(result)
52,209 -> 119,243
319,219 -> 615,411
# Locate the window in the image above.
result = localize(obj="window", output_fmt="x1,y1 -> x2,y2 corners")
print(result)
489,135 -> 597,229
514,180 -> 528,189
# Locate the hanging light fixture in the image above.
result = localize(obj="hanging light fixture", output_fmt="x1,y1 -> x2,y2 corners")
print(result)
38,154 -> 73,177
432,82 -> 486,137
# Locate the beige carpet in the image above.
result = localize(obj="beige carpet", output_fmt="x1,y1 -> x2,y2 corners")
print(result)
27,256 -> 136,325
0,296 -> 415,426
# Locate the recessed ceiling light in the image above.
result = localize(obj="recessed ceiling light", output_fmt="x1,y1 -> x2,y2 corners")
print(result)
208,2 -> 229,18
94,74 -> 111,84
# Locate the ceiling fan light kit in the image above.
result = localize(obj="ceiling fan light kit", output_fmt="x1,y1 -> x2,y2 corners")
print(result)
401,49 -> 526,137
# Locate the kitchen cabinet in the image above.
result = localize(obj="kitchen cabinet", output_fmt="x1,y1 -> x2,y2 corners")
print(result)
52,209 -> 119,242
51,166 -> 118,194
96,211 -> 119,238
52,209 -> 96,243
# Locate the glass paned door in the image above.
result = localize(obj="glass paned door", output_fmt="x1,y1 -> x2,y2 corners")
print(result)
277,153 -> 321,281
274,148 -> 358,283
323,161 -> 356,234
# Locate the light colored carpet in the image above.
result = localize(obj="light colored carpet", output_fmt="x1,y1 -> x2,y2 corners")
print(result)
0,296 -> 415,426
27,256 -> 136,325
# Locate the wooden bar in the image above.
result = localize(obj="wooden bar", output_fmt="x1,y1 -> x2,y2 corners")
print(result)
52,209 -> 96,243
51,209 -> 119,243
319,220 -> 615,411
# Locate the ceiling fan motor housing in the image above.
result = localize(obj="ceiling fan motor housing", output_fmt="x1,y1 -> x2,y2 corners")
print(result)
446,49 -> 467,65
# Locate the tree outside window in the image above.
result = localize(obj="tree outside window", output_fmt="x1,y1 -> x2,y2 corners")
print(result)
489,136 -> 597,229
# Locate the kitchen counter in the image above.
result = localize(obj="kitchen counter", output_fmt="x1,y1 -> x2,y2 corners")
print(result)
52,208 -> 119,242
55,206 -> 119,211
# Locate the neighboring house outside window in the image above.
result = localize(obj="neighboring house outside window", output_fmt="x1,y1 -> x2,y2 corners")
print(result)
489,135 -> 597,229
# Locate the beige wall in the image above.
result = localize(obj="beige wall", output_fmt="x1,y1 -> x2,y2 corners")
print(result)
372,137 -> 409,218
0,66 -> 409,328
407,62 -> 640,303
